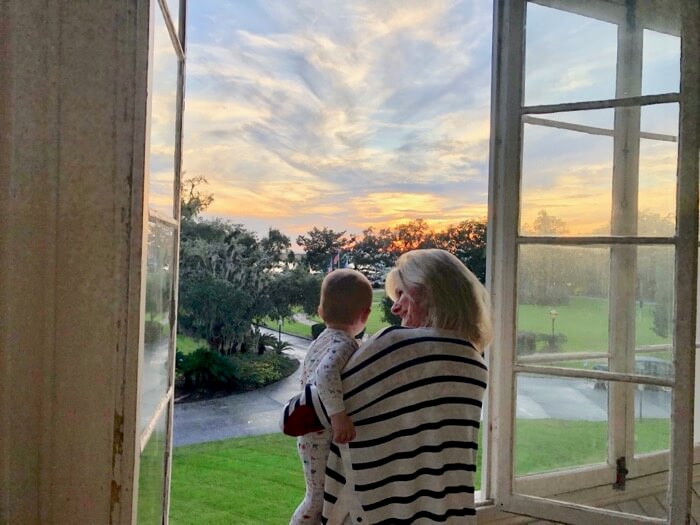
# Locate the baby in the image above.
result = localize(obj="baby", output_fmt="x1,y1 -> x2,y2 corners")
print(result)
290,268 -> 372,525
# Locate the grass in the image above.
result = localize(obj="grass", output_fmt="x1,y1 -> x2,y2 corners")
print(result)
264,294 -> 671,356
177,334 -> 207,355
170,419 -> 670,523
262,290 -> 390,339
517,296 -> 671,354
170,434 -> 304,525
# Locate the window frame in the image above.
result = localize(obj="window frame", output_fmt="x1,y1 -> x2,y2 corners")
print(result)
131,0 -> 187,522
483,0 -> 699,523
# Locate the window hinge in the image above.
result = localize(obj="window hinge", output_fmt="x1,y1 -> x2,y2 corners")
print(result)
614,456 -> 628,490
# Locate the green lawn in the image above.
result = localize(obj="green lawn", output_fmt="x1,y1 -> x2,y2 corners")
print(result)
176,334 -> 207,355
518,296 -> 671,354
170,419 -> 670,524
263,290 -> 390,339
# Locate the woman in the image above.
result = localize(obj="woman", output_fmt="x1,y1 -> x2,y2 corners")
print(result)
282,249 -> 492,525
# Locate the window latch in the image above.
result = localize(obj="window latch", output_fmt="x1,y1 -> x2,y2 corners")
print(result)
613,456 -> 628,490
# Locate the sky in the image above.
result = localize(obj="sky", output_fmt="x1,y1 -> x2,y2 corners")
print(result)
150,1 -> 681,242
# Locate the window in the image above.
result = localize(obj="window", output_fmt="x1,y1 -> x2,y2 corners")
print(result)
487,0 -> 699,523
134,0 -> 186,521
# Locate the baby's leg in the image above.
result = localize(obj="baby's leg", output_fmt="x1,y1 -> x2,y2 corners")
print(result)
290,430 -> 332,525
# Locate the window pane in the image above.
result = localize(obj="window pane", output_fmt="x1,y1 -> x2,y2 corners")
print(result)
524,3 -> 617,106
642,29 -> 680,96
515,373 -> 608,477
635,246 -> 674,384
516,376 -> 669,517
517,245 -> 610,369
140,221 -> 175,432
149,8 -> 180,217
520,113 -> 614,236
137,411 -> 168,524
634,384 -> 670,456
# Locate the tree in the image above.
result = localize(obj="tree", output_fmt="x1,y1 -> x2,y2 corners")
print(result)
530,209 -> 569,235
349,227 -> 395,269
520,210 -> 572,305
178,220 -> 291,353
389,219 -> 437,256
296,227 -> 351,272
434,219 -> 487,283
180,176 -> 214,220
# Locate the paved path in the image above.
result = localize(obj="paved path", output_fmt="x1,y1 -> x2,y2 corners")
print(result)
173,330 -> 310,447
174,330 -> 672,447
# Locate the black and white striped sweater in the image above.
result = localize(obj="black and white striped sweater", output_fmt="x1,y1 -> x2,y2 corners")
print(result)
282,326 -> 487,524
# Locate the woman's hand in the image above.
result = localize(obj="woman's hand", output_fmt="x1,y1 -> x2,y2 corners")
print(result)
330,411 -> 356,444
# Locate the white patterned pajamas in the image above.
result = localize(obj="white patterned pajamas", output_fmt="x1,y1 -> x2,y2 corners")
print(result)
290,329 -> 358,525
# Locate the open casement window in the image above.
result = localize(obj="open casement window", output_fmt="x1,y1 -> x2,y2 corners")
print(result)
133,0 -> 186,522
487,0 -> 699,523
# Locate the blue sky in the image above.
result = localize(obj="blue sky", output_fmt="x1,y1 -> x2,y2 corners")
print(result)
168,1 -> 680,240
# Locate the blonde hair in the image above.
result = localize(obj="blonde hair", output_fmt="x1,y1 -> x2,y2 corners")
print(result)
320,269 -> 373,325
385,249 -> 492,351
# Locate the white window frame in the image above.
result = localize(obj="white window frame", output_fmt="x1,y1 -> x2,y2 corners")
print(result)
131,0 -> 187,522
484,0 -> 699,523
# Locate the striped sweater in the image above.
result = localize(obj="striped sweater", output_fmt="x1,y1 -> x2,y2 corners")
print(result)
282,326 -> 487,524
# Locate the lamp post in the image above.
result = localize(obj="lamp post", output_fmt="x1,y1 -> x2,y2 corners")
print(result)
550,309 -> 558,337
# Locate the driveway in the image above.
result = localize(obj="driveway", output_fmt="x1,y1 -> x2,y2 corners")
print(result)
173,330 -> 309,447
173,331 -> 672,447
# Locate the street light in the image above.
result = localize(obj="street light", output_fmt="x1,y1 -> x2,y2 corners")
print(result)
550,309 -> 558,336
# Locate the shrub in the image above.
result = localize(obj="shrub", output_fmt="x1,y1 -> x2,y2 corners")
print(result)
311,323 -> 326,340
380,296 -> 402,326
234,352 -> 299,390
144,320 -> 165,344
537,333 -> 568,353
268,339 -> 293,353
176,347 -> 239,390
517,331 -> 537,355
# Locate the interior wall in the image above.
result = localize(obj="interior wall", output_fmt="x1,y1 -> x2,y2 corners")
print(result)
0,1 -> 149,523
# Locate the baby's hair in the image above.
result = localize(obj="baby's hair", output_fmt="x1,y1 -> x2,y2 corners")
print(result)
319,269 -> 373,325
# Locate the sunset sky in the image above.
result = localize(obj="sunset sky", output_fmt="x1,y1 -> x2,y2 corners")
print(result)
165,0 -> 680,242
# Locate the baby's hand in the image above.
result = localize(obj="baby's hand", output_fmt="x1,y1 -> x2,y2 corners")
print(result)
330,411 -> 356,444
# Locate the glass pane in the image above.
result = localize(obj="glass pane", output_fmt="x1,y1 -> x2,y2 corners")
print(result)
634,383 -> 670,456
149,8 -> 180,217
137,410 -> 168,524
515,373 -> 608,477
517,245 -> 610,368
642,29 -> 680,96
641,103 -> 679,137
635,246 -> 674,384
517,375 -> 669,516
524,3 -> 617,106
140,221 -> 175,432
520,113 -> 614,236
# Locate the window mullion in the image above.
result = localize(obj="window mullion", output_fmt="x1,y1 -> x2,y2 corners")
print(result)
608,5 -> 643,468
486,0 -> 526,504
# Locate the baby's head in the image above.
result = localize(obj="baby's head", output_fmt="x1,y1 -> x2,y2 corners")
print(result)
319,269 -> 373,336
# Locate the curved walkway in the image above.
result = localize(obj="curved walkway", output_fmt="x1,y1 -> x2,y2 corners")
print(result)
173,330 -> 309,447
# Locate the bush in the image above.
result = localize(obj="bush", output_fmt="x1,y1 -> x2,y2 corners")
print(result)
537,333 -> 568,353
311,323 -> 326,340
176,347 -> 239,390
233,352 -> 299,390
380,296 -> 402,326
144,320 -> 165,344
517,332 -> 537,355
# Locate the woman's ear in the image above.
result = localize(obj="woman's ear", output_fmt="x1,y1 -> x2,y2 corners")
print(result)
317,305 -> 324,320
